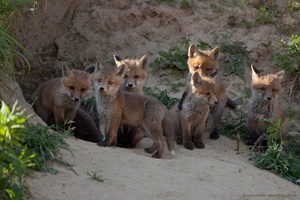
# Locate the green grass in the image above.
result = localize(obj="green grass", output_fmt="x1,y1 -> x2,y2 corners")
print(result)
254,119 -> 300,185
86,171 -> 105,183
0,101 -> 72,199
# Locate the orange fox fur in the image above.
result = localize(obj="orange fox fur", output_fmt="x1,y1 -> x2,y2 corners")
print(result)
93,62 -> 174,158
178,44 -> 236,140
113,54 -> 148,148
171,71 -> 218,150
32,63 -> 90,126
247,65 -> 287,145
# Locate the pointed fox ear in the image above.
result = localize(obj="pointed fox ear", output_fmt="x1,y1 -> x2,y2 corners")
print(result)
138,55 -> 148,69
85,65 -> 96,74
251,65 -> 259,80
94,61 -> 105,72
113,54 -> 123,66
62,62 -> 72,77
275,70 -> 284,81
188,44 -> 199,58
209,47 -> 220,60
191,72 -> 203,86
115,64 -> 125,77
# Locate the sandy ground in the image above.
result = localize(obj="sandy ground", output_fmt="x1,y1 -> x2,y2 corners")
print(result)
26,136 -> 300,200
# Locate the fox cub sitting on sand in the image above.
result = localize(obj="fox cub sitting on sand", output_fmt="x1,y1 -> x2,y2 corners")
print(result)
247,65 -> 288,146
113,54 -> 148,148
171,71 -> 218,150
32,63 -> 90,126
93,61 -> 175,158
178,44 -> 237,140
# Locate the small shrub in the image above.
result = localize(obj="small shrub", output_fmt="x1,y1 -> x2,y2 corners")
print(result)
0,101 -> 35,200
220,41 -> 251,80
22,124 -> 71,173
144,87 -> 178,109
270,34 -> 300,75
150,45 -> 188,70
254,119 -> 300,185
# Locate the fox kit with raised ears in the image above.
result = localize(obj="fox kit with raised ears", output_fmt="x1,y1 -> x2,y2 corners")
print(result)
113,54 -> 148,148
93,62 -> 174,158
247,65 -> 287,146
178,44 -> 237,140
171,71 -> 218,150
113,54 -> 148,94
32,63 -> 90,126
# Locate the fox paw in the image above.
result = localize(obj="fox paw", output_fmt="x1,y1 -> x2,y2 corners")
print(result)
175,136 -> 183,144
195,142 -> 205,149
184,142 -> 195,150
152,152 -> 162,159
210,131 -> 219,140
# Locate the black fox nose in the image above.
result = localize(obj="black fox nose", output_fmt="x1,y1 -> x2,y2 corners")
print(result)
74,98 -> 79,101
99,87 -> 104,91
128,84 -> 133,88
267,97 -> 272,100
214,101 -> 218,104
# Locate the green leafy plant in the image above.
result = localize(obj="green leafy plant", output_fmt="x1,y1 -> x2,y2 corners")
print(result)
150,46 -> 188,71
21,124 -> 71,173
256,4 -> 277,24
144,87 -> 178,109
86,171 -> 105,183
0,101 -> 35,200
220,41 -> 251,80
271,34 -> 300,75
254,118 -> 300,185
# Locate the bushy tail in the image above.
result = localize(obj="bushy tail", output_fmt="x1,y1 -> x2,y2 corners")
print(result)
163,111 -> 175,155
226,97 -> 238,109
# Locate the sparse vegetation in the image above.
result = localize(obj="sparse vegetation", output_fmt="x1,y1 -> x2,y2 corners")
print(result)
271,34 -> 300,75
150,38 -> 190,71
0,0 -> 36,81
0,101 -> 72,199
144,87 -> 178,109
86,171 -> 105,183
254,119 -> 300,185
220,110 -> 248,142
220,41 -> 251,80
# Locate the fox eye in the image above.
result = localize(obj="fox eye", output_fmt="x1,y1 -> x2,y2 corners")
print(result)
259,87 -> 265,91
206,68 -> 211,71
97,79 -> 102,83
69,86 -> 74,90
272,89 -> 278,92
205,92 -> 210,96
194,66 -> 199,70
108,81 -> 113,85
124,75 -> 128,78
81,88 -> 86,92
134,75 -> 139,79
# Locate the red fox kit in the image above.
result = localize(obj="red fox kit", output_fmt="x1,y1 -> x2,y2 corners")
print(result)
93,61 -> 174,158
171,71 -> 218,150
32,63 -> 90,126
178,44 -> 236,140
113,54 -> 148,94
113,54 -> 148,148
247,65 -> 287,146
